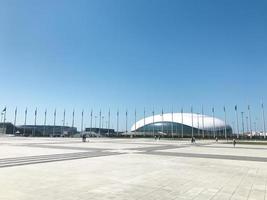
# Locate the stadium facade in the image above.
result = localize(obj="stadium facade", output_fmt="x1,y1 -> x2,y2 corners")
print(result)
131,113 -> 233,138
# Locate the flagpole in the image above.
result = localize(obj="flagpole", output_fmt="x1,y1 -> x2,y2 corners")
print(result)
181,108 -> 184,138
99,110 -> 101,135
53,109 -> 56,137
248,105 -> 252,139
161,108 -> 164,135
43,109 -> 47,136
125,110 -> 128,133
13,107 -> 17,135
235,105 -> 239,139
108,109 -> 110,136
34,108 -> 37,137
241,111 -> 245,138
62,109 -> 65,136
202,106 -> 204,139
171,107 -> 174,138
246,116 -> 249,134
212,107 -> 215,138
143,108 -> 145,136
81,110 -> 84,134
116,109 -> 119,137
134,109 -> 136,137
197,113 -> 200,137
90,110 -> 93,136
24,107 -> 27,136
262,102 -> 266,139
224,106 -> 227,139
3,106 -> 6,134
152,109 -> 155,137
191,106 -> 194,138
72,109 -> 75,136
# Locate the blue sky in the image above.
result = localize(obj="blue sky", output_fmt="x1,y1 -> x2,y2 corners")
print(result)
0,0 -> 267,131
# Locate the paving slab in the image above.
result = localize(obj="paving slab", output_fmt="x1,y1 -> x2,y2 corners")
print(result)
0,137 -> 267,200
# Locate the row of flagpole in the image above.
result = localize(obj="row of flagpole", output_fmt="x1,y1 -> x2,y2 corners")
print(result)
0,104 -> 267,138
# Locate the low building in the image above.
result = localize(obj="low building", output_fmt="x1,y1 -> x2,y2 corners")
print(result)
0,123 -> 77,137
84,128 -> 116,137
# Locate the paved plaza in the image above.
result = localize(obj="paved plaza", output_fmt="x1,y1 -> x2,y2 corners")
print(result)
0,137 -> 267,200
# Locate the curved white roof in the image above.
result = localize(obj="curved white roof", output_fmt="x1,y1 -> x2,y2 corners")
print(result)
131,113 -> 229,131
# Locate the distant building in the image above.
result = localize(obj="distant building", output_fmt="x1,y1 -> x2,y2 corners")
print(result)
131,113 -> 233,138
0,123 -> 77,137
84,127 -> 116,136
0,122 -> 17,135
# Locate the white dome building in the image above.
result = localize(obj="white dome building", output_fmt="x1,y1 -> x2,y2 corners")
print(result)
131,113 -> 232,138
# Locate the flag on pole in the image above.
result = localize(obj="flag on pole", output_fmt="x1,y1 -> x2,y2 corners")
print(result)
223,106 -> 225,112
2,107 -> 6,114
235,105 -> 237,111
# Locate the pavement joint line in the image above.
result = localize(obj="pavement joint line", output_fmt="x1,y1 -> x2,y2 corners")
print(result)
16,144 -> 111,151
0,152 -> 124,168
0,151 -> 96,163
140,151 -> 267,163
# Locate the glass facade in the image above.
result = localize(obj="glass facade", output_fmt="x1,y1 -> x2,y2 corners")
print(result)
135,122 -> 233,138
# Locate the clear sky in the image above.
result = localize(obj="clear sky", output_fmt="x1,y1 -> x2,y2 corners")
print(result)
0,0 -> 267,131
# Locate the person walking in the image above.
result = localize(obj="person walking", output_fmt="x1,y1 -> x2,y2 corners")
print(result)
82,133 -> 87,142
233,138 -> 236,148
